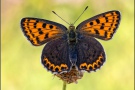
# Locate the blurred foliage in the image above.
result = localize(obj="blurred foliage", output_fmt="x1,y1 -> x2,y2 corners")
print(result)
2,0 -> 134,90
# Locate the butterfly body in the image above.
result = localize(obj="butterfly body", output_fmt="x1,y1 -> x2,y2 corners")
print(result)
21,10 -> 121,74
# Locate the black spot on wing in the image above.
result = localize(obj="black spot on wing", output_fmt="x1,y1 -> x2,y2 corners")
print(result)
38,28 -> 43,34
42,23 -> 46,28
95,19 -> 100,24
94,29 -> 100,35
44,33 -> 49,39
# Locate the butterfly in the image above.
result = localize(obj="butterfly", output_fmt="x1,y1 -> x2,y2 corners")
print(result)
20,7 -> 121,74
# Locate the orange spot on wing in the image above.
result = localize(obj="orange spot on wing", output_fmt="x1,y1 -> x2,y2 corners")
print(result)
79,53 -> 105,72
42,57 -> 68,73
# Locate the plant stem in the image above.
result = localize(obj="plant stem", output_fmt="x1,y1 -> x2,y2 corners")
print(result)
62,81 -> 67,90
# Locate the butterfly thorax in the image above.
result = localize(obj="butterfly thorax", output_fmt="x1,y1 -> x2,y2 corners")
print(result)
68,25 -> 77,45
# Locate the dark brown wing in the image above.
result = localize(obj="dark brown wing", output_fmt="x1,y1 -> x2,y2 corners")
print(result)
76,36 -> 106,72
41,38 -> 71,74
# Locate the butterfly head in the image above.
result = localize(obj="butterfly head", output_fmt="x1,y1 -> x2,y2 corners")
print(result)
69,24 -> 75,31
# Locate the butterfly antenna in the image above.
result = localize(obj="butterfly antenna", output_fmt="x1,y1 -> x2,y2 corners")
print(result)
52,11 -> 70,25
73,6 -> 88,25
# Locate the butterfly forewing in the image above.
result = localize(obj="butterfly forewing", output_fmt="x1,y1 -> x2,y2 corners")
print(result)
76,11 -> 121,40
21,18 -> 67,46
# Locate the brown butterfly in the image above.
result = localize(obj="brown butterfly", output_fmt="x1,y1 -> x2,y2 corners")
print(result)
21,6 -> 121,74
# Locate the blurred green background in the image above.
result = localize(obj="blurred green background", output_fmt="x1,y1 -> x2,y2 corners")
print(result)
2,0 -> 134,90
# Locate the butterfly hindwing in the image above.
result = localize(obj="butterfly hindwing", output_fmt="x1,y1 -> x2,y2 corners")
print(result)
41,38 -> 71,73
76,36 -> 106,72
21,18 -> 67,46
76,11 -> 121,40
